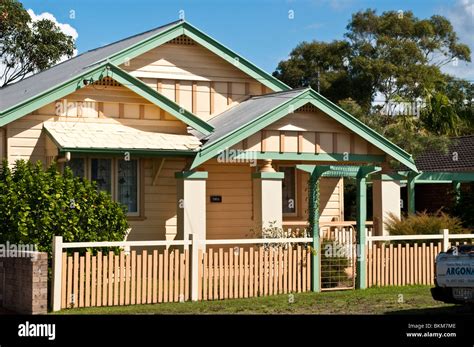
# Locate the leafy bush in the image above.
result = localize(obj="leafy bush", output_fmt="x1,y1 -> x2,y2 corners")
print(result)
0,160 -> 129,257
451,185 -> 474,229
384,210 -> 466,236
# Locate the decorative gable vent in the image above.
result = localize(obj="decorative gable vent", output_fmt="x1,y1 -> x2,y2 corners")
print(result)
297,104 -> 318,113
92,77 -> 122,87
168,35 -> 195,45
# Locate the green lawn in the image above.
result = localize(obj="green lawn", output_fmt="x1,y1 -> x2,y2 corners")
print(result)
54,285 -> 472,315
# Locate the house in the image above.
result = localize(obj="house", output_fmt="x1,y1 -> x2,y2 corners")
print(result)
400,135 -> 474,214
0,20 -> 429,289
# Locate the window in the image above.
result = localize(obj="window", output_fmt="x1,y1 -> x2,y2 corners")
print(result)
117,159 -> 138,214
65,158 -> 85,177
280,166 -> 297,215
91,159 -> 112,194
82,158 -> 140,216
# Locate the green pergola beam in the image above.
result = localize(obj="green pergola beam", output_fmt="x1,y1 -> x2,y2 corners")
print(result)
416,172 -> 474,182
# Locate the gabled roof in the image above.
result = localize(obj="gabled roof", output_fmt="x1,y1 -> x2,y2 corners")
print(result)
0,20 -> 290,127
414,135 -> 474,172
197,88 -> 306,145
0,20 -> 181,113
191,87 -> 418,171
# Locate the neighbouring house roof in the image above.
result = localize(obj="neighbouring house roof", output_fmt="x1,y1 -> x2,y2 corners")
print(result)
191,87 -> 418,172
414,135 -> 474,172
43,122 -> 201,155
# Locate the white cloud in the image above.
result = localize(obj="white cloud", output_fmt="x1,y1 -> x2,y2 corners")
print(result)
442,0 -> 474,80
27,9 -> 78,57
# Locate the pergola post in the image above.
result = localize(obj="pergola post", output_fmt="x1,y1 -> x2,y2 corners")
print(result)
356,174 -> 367,289
407,172 -> 418,214
308,171 -> 321,292
356,166 -> 382,290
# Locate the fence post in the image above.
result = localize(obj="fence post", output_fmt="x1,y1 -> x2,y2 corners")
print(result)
191,234 -> 200,301
51,236 -> 63,312
441,229 -> 449,252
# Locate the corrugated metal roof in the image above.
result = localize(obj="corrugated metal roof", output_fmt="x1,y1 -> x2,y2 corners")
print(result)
43,122 -> 201,151
199,88 -> 307,147
0,20 -> 181,113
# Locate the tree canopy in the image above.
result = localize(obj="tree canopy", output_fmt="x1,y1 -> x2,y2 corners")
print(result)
0,0 -> 76,87
274,9 -> 471,112
273,9 -> 473,158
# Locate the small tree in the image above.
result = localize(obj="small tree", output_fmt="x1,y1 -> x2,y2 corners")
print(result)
0,160 -> 129,257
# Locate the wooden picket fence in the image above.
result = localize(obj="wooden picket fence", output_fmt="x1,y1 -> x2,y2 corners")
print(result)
367,242 -> 440,287
60,249 -> 189,309
366,240 -> 472,287
197,245 -> 311,300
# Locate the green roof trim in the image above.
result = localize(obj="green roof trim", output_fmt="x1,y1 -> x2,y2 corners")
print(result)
181,22 -> 290,92
251,172 -> 285,179
0,63 -> 110,127
107,22 -> 185,66
108,64 -> 213,135
59,148 -> 197,157
191,88 -> 418,171
0,19 -> 288,127
0,62 -> 214,135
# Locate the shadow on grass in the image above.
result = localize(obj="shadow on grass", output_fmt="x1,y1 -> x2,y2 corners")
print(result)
386,304 -> 474,315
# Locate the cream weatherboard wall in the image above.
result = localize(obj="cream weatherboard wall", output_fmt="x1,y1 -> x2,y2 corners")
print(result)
1,78 -> 192,240
231,105 -> 385,156
120,36 -> 271,119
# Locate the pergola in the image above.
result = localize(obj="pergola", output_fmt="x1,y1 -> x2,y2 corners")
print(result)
297,164 -> 382,291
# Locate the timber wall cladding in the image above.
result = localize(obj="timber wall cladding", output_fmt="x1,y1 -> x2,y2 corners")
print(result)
231,106 -> 384,156
202,161 -> 254,240
121,37 -> 270,120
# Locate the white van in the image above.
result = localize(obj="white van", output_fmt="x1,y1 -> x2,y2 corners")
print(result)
431,245 -> 474,304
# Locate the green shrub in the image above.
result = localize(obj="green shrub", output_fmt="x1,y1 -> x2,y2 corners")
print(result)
384,210 -> 466,237
0,160 -> 129,257
451,185 -> 474,228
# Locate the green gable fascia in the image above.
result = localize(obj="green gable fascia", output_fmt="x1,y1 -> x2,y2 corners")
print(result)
191,89 -> 309,169
108,64 -> 213,135
0,63 -> 110,127
107,23 -> 184,66
182,22 -> 290,92
191,88 -> 417,171
0,62 -> 213,135
305,89 -> 417,172
0,20 -> 289,126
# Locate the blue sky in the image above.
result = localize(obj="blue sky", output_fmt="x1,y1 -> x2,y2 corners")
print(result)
21,0 -> 474,79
